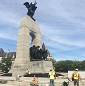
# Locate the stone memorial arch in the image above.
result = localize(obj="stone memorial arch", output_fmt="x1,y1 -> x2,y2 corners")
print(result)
11,16 -> 42,76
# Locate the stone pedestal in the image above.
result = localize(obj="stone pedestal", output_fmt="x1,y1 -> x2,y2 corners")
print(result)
10,16 -> 42,77
29,60 -> 53,73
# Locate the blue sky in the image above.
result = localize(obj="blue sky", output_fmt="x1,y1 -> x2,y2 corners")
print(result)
0,0 -> 85,61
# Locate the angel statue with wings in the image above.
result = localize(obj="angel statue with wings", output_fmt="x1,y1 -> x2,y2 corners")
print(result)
23,1 -> 37,21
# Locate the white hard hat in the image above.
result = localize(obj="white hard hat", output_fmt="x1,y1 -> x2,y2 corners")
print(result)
75,68 -> 78,71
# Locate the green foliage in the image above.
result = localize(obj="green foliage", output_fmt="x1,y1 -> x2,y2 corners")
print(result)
52,58 -> 56,66
1,57 -> 12,73
52,59 -> 85,72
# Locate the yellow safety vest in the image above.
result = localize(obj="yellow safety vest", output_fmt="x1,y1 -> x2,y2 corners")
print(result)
26,70 -> 29,74
73,72 -> 79,79
49,71 -> 55,79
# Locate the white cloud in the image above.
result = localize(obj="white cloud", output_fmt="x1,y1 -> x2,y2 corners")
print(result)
40,23 -> 85,49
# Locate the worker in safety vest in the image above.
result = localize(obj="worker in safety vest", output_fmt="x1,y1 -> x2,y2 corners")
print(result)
26,69 -> 29,74
63,77 -> 70,86
72,68 -> 81,86
30,75 -> 39,86
48,69 -> 55,86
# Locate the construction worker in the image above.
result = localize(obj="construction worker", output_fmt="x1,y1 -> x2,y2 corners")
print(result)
48,69 -> 55,86
63,78 -> 70,86
26,69 -> 29,74
30,75 -> 39,86
72,68 -> 81,86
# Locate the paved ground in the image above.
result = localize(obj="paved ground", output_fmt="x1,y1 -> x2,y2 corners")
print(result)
0,76 -> 85,86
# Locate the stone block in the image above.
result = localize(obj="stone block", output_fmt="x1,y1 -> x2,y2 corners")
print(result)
29,60 -> 53,73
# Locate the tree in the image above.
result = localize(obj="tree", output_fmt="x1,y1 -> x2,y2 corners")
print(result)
54,60 -> 85,72
1,57 -> 12,73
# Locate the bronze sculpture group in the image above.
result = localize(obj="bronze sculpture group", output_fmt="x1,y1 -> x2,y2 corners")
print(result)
30,45 -> 50,60
23,1 -> 37,21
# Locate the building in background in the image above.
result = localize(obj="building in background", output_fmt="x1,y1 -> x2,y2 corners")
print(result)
0,48 -> 16,59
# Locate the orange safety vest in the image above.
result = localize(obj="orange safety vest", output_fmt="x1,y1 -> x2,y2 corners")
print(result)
73,72 -> 79,79
32,79 -> 37,84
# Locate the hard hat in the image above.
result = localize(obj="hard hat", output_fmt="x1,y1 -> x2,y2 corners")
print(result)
75,68 -> 78,71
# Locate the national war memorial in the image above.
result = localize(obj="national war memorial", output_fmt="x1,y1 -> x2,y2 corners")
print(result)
9,1 -> 53,77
